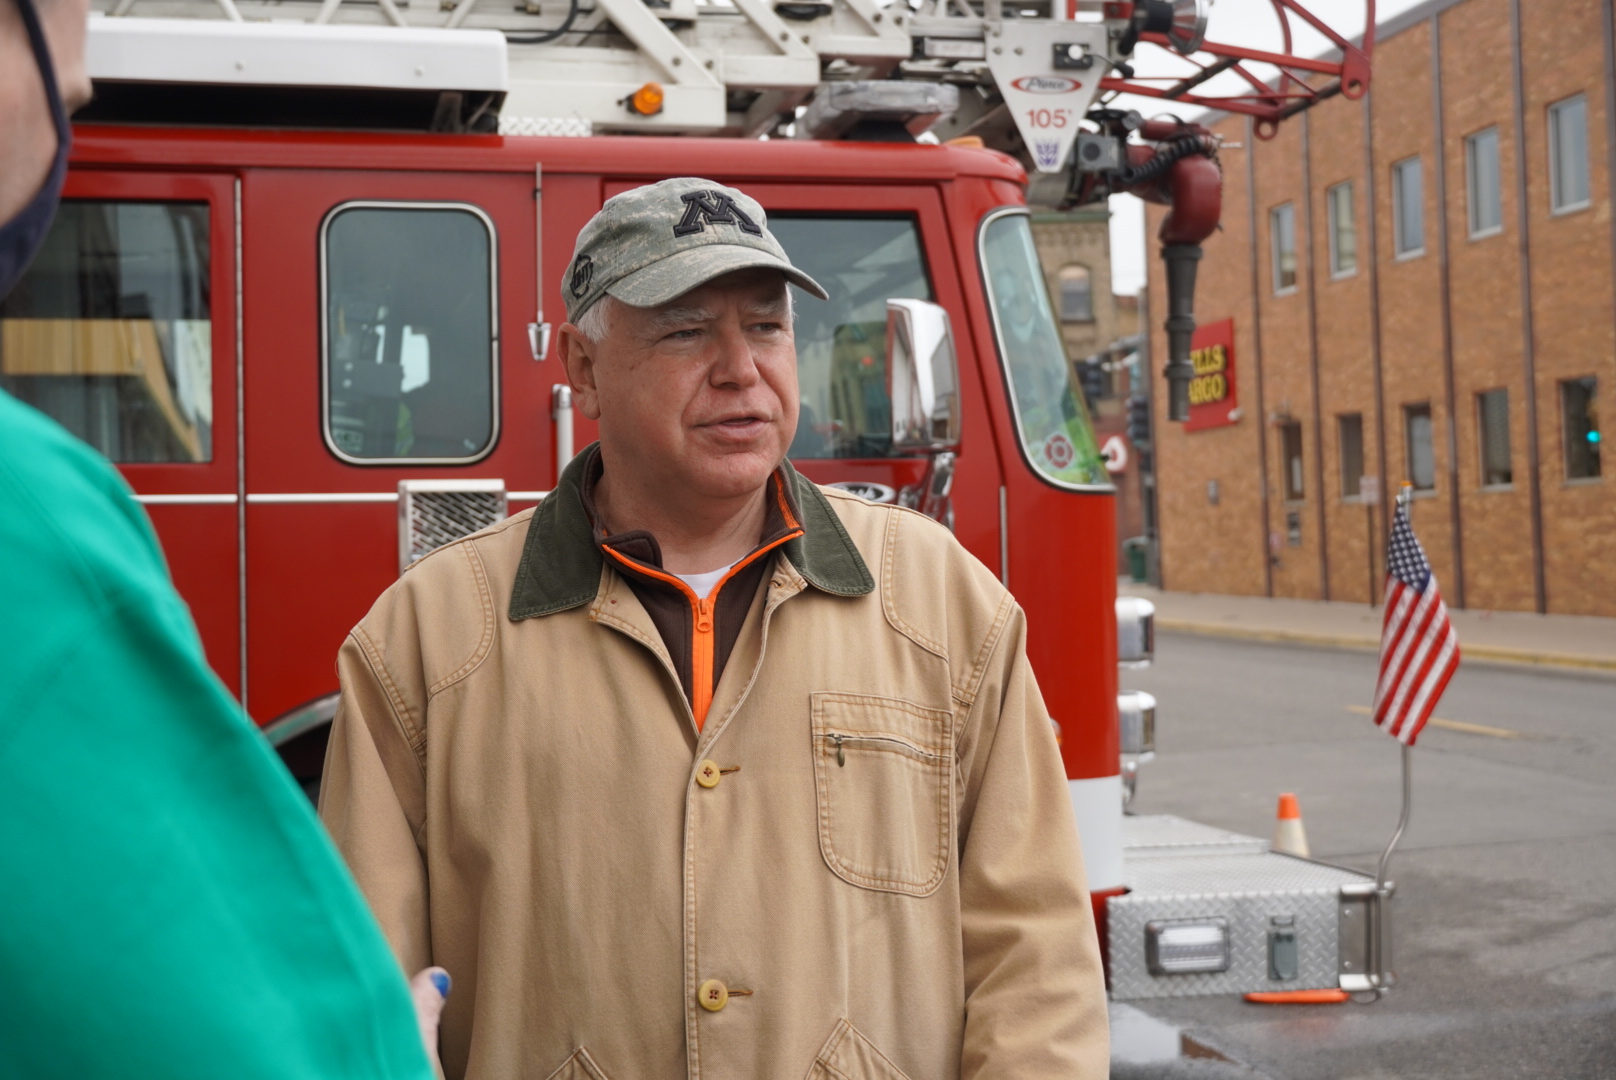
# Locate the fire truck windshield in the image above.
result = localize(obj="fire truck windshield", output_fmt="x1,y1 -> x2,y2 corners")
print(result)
979,209 -> 1108,490
770,215 -> 932,460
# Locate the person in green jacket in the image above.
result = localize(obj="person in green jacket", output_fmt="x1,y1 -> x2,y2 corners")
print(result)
0,0 -> 448,1075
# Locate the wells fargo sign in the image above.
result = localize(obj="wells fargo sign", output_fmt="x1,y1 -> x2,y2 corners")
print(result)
1185,317 -> 1239,432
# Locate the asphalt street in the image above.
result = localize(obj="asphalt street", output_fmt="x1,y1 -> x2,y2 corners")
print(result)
1115,632 -> 1616,1080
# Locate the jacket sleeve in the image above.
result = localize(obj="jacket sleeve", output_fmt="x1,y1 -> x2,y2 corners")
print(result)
319,627 -> 435,978
955,604 -> 1110,1078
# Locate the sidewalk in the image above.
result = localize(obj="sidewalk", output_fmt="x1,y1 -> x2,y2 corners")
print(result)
1119,581 -> 1616,673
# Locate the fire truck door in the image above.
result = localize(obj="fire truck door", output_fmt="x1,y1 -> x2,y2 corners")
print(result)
1,170 -> 244,699
241,168 -> 537,733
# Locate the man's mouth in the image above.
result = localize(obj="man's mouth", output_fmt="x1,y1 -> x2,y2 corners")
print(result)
706,414 -> 768,432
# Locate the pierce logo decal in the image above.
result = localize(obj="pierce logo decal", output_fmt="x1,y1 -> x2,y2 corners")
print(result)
1011,75 -> 1081,94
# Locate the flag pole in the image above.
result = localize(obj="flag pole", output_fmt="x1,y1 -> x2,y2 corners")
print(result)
1366,482 -> 1418,991
1374,743 -> 1412,893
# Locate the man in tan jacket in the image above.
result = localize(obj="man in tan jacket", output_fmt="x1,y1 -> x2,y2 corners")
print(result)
321,177 -> 1109,1080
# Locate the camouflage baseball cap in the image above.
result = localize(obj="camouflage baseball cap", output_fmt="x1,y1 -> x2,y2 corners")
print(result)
563,177 -> 828,324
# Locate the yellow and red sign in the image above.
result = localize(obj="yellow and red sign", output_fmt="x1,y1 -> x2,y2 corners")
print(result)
1185,318 -> 1239,432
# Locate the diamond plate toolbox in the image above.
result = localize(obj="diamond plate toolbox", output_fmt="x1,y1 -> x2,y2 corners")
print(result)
1109,815 -> 1381,1000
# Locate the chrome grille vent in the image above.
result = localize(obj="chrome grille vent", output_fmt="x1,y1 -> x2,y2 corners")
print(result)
398,479 -> 507,574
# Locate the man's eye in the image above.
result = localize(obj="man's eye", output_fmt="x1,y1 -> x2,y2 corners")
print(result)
666,328 -> 702,341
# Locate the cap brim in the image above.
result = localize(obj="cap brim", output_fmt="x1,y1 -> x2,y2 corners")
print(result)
607,244 -> 829,309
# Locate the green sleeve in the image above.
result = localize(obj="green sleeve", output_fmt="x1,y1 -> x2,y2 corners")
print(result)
0,393 -> 433,1080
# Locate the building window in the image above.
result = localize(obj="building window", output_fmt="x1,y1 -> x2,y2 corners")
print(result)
1327,182 -> 1356,277
322,202 -> 498,464
1392,157 -> 1424,257
1280,420 -> 1305,501
1562,376 -> 1602,479
1339,413 -> 1365,498
1465,127 -> 1503,237
1549,94 -> 1591,214
1477,389 -> 1512,488
1271,203 -> 1297,293
1405,403 -> 1435,491
1057,264 -> 1093,322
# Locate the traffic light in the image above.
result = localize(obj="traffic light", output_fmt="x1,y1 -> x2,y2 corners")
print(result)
1126,394 -> 1152,447
1076,359 -> 1106,408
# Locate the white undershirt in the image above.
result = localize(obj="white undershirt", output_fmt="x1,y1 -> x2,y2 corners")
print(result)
674,562 -> 736,600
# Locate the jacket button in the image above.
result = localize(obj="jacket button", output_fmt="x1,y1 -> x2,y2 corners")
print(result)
698,978 -> 728,1012
695,759 -> 722,788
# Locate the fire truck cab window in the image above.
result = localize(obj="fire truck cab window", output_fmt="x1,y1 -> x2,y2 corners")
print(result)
770,216 -> 931,459
322,204 -> 496,463
0,201 -> 212,463
979,210 -> 1107,489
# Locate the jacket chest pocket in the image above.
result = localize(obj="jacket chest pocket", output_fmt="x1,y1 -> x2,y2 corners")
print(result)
810,692 -> 955,896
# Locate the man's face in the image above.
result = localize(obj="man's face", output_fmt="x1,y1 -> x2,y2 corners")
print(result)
0,0 -> 93,223
563,268 -> 799,504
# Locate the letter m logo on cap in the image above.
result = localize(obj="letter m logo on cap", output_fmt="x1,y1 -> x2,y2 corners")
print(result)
673,191 -> 764,238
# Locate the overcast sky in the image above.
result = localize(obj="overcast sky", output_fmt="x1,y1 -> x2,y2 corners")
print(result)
1108,0 -> 1428,295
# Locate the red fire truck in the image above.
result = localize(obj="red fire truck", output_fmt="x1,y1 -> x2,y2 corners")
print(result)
3,0 -> 1389,999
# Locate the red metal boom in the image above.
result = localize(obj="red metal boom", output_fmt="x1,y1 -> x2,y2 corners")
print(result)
1097,0 -> 1376,138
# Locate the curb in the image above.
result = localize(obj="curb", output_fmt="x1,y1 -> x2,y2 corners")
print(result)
1155,618 -> 1616,673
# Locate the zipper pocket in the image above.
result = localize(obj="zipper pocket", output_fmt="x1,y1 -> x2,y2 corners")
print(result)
821,731 -> 946,767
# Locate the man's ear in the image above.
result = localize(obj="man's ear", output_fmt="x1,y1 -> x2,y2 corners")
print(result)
556,322 -> 603,421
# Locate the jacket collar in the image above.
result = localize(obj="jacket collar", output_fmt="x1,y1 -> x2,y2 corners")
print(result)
509,443 -> 873,620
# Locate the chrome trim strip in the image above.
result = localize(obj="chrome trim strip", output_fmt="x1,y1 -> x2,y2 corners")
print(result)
134,493 -> 240,505
246,492 -> 398,504
317,200 -> 501,467
999,483 -> 1009,586
242,490 -> 546,505
976,205 -> 1114,495
533,163 -> 547,357
235,176 -> 248,714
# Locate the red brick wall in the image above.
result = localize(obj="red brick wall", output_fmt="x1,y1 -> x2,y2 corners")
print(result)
1517,0 -> 1616,614
1147,0 -> 1616,616
1441,0 -> 1536,612
1149,111 -> 1269,597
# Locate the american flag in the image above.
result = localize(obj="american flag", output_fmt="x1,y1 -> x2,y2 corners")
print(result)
1372,497 -> 1461,746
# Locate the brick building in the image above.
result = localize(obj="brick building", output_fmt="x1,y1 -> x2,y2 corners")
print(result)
1145,0 -> 1615,616
1031,206 -> 1130,361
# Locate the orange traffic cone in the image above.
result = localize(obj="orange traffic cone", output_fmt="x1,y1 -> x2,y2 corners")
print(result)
1271,792 -> 1310,857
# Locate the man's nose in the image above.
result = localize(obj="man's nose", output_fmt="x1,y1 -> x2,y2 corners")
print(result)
707,320 -> 762,388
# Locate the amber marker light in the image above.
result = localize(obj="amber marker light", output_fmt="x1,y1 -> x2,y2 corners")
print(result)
628,82 -> 665,116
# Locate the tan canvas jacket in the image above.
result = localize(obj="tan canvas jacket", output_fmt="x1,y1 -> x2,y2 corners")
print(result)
320,451 -> 1108,1080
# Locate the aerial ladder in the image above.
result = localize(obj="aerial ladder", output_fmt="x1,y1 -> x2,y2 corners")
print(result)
85,0 -> 1374,418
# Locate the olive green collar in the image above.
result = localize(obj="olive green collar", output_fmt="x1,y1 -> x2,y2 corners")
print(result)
508,444 -> 873,620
